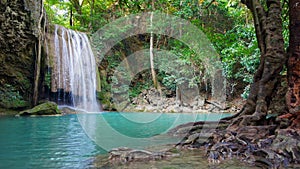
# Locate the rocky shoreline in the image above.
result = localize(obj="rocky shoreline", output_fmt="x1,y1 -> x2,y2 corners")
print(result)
93,145 -> 260,169
115,88 -> 244,114
92,117 -> 300,169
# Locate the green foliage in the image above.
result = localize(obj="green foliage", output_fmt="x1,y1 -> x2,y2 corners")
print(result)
0,84 -> 29,109
161,40 -> 202,90
44,70 -> 51,88
44,0 -> 71,27
220,25 -> 260,83
281,0 -> 289,49
44,0 -> 287,100
200,1 -> 259,99
212,25 -> 260,99
129,80 -> 151,99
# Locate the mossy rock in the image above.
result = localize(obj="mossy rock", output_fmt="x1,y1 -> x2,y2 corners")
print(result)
17,101 -> 62,116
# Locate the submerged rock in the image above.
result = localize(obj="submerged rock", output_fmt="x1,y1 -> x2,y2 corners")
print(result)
17,101 -> 62,116
108,147 -> 178,164
94,147 -> 258,169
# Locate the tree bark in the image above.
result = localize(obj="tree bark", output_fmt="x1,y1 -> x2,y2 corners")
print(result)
33,0 -> 45,106
70,0 -> 85,26
228,0 -> 286,130
88,0 -> 94,30
150,11 -> 158,89
176,0 -> 300,166
70,8 -> 73,26
287,0 -> 300,128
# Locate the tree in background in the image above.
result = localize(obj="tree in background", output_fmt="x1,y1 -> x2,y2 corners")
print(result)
226,0 -> 286,129
224,0 -> 300,131
44,0 -> 261,104
42,0 -> 300,166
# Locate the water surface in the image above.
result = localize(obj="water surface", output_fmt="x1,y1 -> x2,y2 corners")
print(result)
0,115 -> 100,169
0,112 -> 230,169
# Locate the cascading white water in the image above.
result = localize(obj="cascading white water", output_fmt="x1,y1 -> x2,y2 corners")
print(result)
52,25 -> 100,112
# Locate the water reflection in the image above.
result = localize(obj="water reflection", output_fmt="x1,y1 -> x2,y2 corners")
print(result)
0,112 -> 230,169
77,112 -> 229,152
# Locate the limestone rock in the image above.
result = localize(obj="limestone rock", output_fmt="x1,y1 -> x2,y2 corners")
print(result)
0,0 -> 43,109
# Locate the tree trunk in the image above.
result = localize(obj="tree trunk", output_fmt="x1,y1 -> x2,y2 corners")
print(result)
176,0 -> 300,166
70,0 -> 85,26
88,0 -> 94,30
33,0 -> 45,106
287,0 -> 300,128
227,0 -> 286,130
150,11 -> 158,89
70,8 -> 73,26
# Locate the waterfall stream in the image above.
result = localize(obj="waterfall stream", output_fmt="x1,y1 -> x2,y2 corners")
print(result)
51,25 -> 100,112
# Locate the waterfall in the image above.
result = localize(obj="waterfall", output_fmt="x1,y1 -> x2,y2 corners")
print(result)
51,25 -> 100,112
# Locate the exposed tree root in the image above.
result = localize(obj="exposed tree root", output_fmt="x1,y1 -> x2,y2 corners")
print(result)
173,116 -> 300,168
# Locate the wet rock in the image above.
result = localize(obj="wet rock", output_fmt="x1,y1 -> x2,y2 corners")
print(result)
270,129 -> 300,164
173,118 -> 300,168
108,147 -> 178,164
17,101 -> 62,116
59,106 -> 77,114
236,125 -> 277,142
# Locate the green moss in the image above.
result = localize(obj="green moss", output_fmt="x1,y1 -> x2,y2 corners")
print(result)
97,91 -> 112,108
97,92 -> 121,111
17,101 -> 62,116
15,71 -> 31,90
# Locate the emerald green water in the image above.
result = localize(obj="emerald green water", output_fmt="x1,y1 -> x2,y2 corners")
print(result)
0,112 -> 230,169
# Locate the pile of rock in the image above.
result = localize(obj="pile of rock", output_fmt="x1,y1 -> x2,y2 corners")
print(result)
125,88 -> 227,113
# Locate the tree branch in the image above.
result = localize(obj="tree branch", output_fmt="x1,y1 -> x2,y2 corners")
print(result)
203,0 -> 216,9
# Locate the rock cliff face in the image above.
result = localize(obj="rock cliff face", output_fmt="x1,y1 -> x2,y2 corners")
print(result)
0,0 -> 42,109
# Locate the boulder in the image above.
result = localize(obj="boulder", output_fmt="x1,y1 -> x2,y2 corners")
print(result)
17,101 -> 62,116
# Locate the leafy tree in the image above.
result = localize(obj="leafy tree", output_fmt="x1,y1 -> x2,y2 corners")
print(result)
226,0 -> 286,129
44,0 -> 267,102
